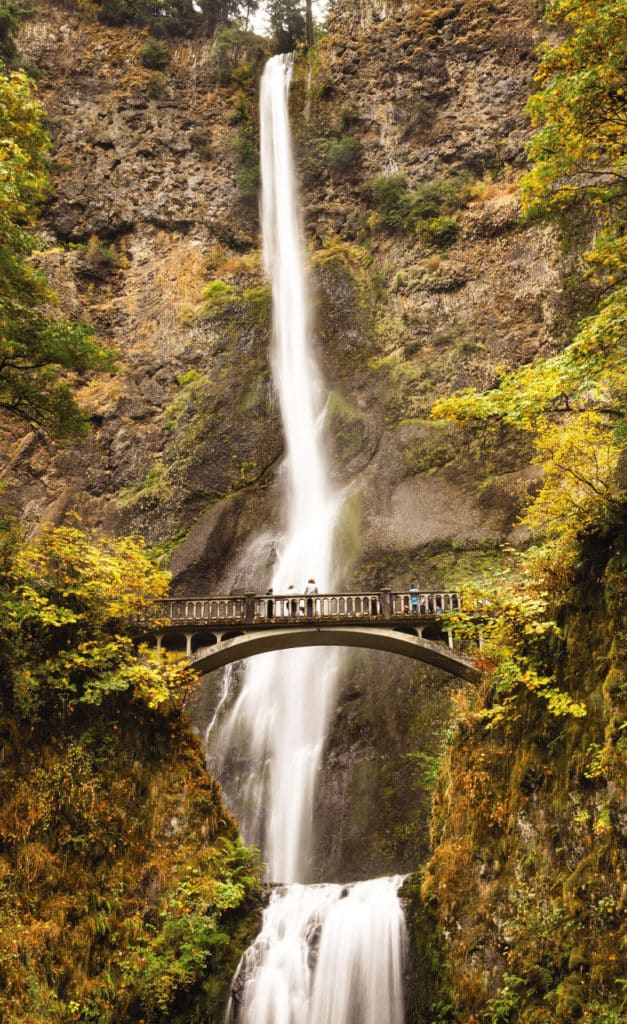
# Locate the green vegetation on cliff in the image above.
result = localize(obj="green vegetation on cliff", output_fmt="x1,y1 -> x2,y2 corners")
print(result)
418,3 -> 626,1020
0,69 -> 113,438
432,0 -> 625,714
0,522 -> 261,1023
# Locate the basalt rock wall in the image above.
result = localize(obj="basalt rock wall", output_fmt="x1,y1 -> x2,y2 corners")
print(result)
7,0 -> 571,592
6,0 -> 587,888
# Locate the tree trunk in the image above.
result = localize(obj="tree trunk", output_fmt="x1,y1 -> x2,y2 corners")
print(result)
305,0 -> 314,47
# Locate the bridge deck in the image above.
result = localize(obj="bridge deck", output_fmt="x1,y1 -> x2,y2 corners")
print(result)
137,590 -> 462,631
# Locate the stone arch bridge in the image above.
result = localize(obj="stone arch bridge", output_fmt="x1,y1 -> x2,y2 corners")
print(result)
134,590 -> 481,684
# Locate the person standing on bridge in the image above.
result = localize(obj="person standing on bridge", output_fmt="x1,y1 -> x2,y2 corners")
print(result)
409,584 -> 420,612
304,578 -> 318,617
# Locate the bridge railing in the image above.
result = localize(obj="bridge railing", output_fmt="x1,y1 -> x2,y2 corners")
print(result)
137,590 -> 462,626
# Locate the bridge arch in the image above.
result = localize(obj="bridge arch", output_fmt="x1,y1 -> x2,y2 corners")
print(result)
189,625 -> 480,684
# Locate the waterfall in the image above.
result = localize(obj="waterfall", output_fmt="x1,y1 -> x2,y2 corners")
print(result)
211,54 -> 407,1024
227,878 -> 407,1024
210,53 -> 342,885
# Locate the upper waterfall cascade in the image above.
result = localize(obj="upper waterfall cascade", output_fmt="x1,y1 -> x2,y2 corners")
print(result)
209,52 -> 343,885
211,54 -> 408,1024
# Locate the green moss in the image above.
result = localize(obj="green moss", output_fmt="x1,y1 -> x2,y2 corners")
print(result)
332,490 -> 363,568
242,285 -> 271,327
402,874 -> 454,1024
201,279 -> 237,309
118,460 -> 171,510
424,524 -> 626,1021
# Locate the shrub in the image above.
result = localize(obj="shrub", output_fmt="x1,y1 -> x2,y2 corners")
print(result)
325,134 -> 361,175
81,235 -> 118,277
419,215 -> 458,247
189,128 -> 212,159
0,0 -> 34,63
146,70 -> 167,98
140,36 -> 170,71
369,173 -> 414,232
369,172 -> 471,237
233,127 -> 260,202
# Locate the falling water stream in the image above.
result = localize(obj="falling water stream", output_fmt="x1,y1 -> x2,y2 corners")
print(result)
211,54 -> 407,1023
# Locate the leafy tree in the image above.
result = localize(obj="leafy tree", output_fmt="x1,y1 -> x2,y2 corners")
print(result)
433,0 -> 625,575
520,0 -> 627,217
0,70 -> 114,438
431,0 -> 626,716
96,0 -> 243,35
0,1 -> 32,64
0,520 -> 196,718
266,0 -> 306,51
242,0 -> 260,30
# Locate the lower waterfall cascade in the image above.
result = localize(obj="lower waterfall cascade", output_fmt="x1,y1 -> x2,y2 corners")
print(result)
226,878 -> 408,1024
209,54 -> 409,1022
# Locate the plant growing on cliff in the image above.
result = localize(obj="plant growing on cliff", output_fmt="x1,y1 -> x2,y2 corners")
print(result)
208,23 -> 267,87
520,0 -> 626,218
431,0 -> 625,723
96,0 -> 244,36
433,2 -> 625,550
368,172 -> 471,244
140,35 -> 170,70
0,70 -> 114,438
322,133 -> 361,175
0,0 -> 33,64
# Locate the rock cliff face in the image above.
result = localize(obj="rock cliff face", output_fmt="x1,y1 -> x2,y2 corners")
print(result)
6,0 -> 593,881
7,0 -> 569,592
6,0 -> 578,886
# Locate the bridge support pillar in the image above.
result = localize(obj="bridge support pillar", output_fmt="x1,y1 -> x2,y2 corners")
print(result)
156,634 -> 163,661
447,630 -> 454,650
185,633 -> 193,658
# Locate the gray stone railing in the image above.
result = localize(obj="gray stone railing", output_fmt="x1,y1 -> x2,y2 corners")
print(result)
137,590 -> 462,626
